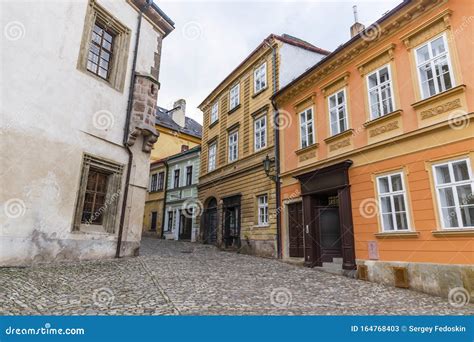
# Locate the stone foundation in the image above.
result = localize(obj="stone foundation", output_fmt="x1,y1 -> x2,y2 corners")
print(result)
357,259 -> 474,302
238,239 -> 276,258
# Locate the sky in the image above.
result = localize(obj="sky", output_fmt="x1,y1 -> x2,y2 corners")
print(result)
156,0 -> 402,124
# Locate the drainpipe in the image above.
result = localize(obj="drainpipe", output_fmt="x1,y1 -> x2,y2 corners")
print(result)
116,0 -> 151,258
160,161 -> 169,239
265,38 -> 282,259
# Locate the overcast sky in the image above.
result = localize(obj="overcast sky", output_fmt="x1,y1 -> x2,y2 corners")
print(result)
156,0 -> 401,124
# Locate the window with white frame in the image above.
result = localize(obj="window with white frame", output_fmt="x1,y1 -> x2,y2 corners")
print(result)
257,194 -> 268,226
254,63 -> 267,93
210,102 -> 218,124
229,84 -> 240,110
208,143 -> 217,171
328,89 -> 348,136
254,115 -> 267,151
367,65 -> 394,119
433,159 -> 474,229
228,131 -> 238,162
299,107 -> 315,148
415,34 -> 454,99
377,172 -> 410,231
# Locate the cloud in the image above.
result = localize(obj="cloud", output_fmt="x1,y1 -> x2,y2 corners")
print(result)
157,0 -> 402,124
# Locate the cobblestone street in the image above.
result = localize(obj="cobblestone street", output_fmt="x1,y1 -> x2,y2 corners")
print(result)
1,238 -> 473,315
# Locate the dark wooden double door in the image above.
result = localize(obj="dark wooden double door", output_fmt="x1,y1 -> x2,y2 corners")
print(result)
288,201 -> 342,261
179,213 -> 192,240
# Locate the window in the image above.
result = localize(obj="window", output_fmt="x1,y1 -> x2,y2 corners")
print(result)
82,170 -> 108,225
181,145 -> 189,152
174,169 -> 180,188
299,108 -> 315,148
415,34 -> 454,99
228,131 -> 238,162
157,172 -> 165,191
367,65 -> 394,119
73,154 -> 123,232
77,1 -> 131,91
167,211 -> 174,232
229,84 -> 240,110
150,173 -> 158,192
208,143 -> 217,171
377,172 -> 410,231
254,63 -> 267,93
433,159 -> 474,229
254,115 -> 267,151
186,166 -> 193,186
87,23 -> 114,80
328,89 -> 348,136
211,102 -> 219,124
257,195 -> 269,226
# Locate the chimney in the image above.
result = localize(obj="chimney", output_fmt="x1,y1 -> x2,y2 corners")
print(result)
171,99 -> 186,128
350,5 -> 365,38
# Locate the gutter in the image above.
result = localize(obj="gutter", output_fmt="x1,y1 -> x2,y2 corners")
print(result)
265,39 -> 282,259
116,0 -> 151,258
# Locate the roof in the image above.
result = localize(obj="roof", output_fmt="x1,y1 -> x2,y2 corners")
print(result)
166,145 -> 201,163
273,0 -> 412,100
198,33 -> 330,108
155,106 -> 202,139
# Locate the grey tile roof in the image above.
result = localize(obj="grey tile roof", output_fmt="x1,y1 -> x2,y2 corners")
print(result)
155,106 -> 202,139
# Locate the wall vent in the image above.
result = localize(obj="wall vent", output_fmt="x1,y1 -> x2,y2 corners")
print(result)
358,265 -> 368,281
393,266 -> 409,288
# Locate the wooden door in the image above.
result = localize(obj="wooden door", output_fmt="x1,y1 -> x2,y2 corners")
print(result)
288,202 -> 304,257
150,211 -> 157,231
317,207 -> 342,262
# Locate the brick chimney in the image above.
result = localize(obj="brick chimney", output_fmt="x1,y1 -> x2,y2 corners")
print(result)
350,5 -> 365,38
172,99 -> 186,128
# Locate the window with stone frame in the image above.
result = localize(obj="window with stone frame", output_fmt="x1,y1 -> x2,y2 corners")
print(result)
328,89 -> 348,136
73,154 -> 123,233
210,102 -> 219,124
150,173 -> 158,192
208,142 -> 217,171
299,107 -> 315,148
77,0 -> 131,91
376,172 -> 410,232
228,131 -> 239,162
367,65 -> 395,119
174,169 -> 180,188
186,165 -> 193,186
257,194 -> 269,226
157,172 -> 165,191
254,62 -> 267,93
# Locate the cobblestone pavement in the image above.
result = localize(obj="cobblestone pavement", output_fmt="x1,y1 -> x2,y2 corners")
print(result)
1,238 -> 473,315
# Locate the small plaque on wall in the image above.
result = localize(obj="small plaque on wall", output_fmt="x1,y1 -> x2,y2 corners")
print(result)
368,241 -> 379,260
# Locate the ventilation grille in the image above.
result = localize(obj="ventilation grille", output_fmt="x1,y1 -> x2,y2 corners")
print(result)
393,266 -> 409,288
358,265 -> 368,281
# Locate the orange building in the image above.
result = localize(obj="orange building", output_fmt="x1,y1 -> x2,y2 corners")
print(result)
273,0 -> 473,300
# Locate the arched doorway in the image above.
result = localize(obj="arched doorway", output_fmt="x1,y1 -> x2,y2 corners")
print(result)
203,197 -> 218,244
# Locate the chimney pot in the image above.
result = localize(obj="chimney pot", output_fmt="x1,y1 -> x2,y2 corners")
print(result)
172,99 -> 186,128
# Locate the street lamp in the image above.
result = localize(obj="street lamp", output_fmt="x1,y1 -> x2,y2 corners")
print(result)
263,155 -> 277,182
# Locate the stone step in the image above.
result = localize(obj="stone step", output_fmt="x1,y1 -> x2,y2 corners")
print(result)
322,262 -> 343,269
314,266 -> 344,276
332,257 -> 343,264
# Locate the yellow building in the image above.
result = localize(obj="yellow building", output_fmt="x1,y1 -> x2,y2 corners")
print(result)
198,34 -> 329,257
143,160 -> 167,236
150,99 -> 202,161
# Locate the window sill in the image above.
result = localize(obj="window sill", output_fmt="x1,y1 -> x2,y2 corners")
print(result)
252,87 -> 268,99
411,85 -> 466,109
254,224 -> 270,228
75,224 -> 113,236
324,129 -> 354,144
295,143 -> 319,155
432,229 -> 474,237
363,109 -> 403,128
228,104 -> 241,114
375,231 -> 419,239
209,119 -> 219,129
